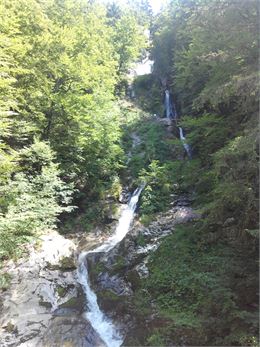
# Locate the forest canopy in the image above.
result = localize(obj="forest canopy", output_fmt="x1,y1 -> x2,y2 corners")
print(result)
0,0 -> 148,258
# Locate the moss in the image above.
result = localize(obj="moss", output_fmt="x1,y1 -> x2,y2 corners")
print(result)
112,255 -> 126,272
139,214 -> 156,226
0,272 -> 11,291
5,322 -> 18,334
146,332 -> 165,346
60,297 -> 78,308
126,270 -> 141,290
91,262 -> 106,275
59,256 -> 76,271
56,285 -> 67,298
135,233 -> 146,247
132,289 -> 152,316
100,289 -> 120,301
46,256 -> 76,272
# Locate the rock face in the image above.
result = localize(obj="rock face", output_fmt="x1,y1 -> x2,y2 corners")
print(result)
42,316 -> 106,347
87,199 -> 200,341
0,231 -> 104,347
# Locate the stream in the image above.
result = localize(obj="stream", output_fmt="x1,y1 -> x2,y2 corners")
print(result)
77,185 -> 144,346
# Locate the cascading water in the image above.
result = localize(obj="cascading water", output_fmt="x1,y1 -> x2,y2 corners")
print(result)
77,185 -> 144,347
179,127 -> 192,159
164,89 -> 174,120
164,89 -> 191,157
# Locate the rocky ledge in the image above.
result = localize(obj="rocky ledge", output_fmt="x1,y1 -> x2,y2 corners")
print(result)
0,231 -> 105,347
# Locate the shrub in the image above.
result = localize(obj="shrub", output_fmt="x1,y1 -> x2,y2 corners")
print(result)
0,140 -> 74,259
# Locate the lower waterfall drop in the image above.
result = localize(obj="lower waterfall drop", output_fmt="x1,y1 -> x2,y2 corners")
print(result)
77,185 -> 144,347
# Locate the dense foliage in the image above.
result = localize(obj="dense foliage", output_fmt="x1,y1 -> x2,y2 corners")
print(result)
0,0 -> 146,259
0,0 -> 258,345
131,0 -> 259,345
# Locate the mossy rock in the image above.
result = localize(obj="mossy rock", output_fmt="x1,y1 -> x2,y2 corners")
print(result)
126,270 -> 141,290
111,255 -> 126,273
59,256 -> 76,271
60,297 -> 78,308
55,284 -> 75,298
5,322 -> 18,334
59,293 -> 85,314
46,255 -> 76,272
91,262 -> 106,275
100,289 -> 121,301
0,272 -> 11,291
98,289 -> 131,316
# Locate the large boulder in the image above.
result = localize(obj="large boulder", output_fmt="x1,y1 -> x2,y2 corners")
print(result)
42,316 -> 106,347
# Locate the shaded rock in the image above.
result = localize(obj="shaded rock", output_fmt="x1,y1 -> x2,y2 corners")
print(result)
42,316 -> 106,347
119,189 -> 131,204
97,272 -> 133,296
52,307 -> 79,317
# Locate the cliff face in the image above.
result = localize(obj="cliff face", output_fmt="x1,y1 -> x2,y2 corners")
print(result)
0,232 -> 104,347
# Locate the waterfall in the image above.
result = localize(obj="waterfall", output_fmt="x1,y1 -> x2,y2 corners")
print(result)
163,89 -> 192,158
164,90 -> 174,120
77,185 -> 144,347
179,127 -> 192,159
164,89 -> 178,121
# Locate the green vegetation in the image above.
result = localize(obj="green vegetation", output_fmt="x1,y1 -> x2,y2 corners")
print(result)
0,0 -> 147,259
0,140 -> 74,259
129,0 -> 258,345
0,272 -> 11,291
141,224 -> 258,346
0,0 -> 258,345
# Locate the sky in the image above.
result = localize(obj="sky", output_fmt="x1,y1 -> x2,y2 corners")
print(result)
102,0 -> 164,14
149,0 -> 164,14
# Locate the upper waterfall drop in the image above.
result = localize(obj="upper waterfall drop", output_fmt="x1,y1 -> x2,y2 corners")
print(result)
164,89 -> 178,121
77,184 -> 144,347
164,89 -> 174,120
163,87 -> 192,159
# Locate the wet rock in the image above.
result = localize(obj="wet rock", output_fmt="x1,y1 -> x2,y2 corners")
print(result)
77,232 -> 104,253
42,316 -> 106,347
119,189 -> 131,203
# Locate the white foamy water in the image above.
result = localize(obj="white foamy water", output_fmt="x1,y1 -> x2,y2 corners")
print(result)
179,127 -> 192,158
165,90 -> 173,119
77,185 -> 144,347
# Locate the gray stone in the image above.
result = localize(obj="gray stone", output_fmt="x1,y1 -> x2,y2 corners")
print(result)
42,316 -> 106,347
